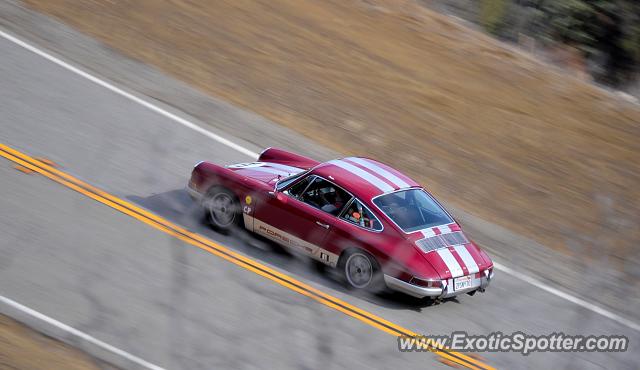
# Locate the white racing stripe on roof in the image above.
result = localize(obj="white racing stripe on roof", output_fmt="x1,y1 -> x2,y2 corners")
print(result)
346,157 -> 410,189
436,248 -> 464,278
453,245 -> 479,274
328,160 -> 394,192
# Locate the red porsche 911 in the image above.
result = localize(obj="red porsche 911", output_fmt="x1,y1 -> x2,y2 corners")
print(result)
187,148 -> 494,299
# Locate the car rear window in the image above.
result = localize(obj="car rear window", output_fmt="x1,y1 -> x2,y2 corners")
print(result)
372,189 -> 452,233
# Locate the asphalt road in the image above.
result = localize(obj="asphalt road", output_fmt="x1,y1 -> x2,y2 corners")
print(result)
0,19 -> 638,370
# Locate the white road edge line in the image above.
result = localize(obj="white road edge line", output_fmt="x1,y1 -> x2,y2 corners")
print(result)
0,295 -> 165,370
493,262 -> 640,332
1,28 -> 638,333
0,29 -> 259,159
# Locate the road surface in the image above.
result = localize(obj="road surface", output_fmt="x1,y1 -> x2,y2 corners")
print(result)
0,11 -> 638,370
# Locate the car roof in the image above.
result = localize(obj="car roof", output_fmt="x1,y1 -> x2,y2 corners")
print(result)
310,157 -> 420,202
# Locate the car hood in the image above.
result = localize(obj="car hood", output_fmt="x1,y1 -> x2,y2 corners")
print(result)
225,161 -> 304,184
407,223 -> 492,280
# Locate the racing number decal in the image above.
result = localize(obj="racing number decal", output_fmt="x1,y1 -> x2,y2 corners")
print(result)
227,162 -> 264,169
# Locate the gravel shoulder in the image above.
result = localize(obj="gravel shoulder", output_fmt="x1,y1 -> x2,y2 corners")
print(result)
0,314 -> 115,370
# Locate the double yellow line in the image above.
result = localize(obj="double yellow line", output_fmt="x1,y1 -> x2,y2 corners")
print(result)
0,143 -> 495,370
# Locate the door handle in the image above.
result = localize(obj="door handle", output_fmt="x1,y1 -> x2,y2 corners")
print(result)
315,221 -> 330,229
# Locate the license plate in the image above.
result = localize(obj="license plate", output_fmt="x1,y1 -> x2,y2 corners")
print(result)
454,275 -> 473,291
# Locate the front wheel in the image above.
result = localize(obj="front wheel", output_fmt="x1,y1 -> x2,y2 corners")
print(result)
339,249 -> 384,292
203,186 -> 241,233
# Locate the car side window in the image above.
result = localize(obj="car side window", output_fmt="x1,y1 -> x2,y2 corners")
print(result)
286,175 -> 313,198
299,177 -> 352,216
340,199 -> 383,231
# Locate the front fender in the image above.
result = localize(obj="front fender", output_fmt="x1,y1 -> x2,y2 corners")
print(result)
190,162 -> 270,199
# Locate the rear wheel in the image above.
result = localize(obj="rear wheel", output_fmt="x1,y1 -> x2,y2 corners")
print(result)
339,249 -> 385,292
204,186 -> 241,233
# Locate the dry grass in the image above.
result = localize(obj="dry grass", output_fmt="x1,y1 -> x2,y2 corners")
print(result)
0,314 -> 102,370
24,0 -> 640,267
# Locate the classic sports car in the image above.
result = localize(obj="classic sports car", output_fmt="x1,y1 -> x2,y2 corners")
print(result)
187,148 -> 494,299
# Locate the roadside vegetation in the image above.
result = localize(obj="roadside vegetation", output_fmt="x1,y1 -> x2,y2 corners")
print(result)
427,0 -> 640,91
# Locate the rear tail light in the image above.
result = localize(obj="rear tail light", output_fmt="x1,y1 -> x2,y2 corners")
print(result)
410,277 -> 442,288
484,268 -> 494,280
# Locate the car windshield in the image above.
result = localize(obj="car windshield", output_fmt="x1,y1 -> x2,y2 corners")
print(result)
276,170 -> 308,191
372,189 -> 453,233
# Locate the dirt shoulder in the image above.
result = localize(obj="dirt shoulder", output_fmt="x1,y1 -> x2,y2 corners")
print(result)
21,0 -> 640,272
0,314 -> 110,370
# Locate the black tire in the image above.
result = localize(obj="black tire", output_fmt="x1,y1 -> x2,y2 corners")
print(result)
203,186 -> 242,234
338,249 -> 385,293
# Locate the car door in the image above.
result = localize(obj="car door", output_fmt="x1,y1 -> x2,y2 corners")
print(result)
253,175 -> 351,265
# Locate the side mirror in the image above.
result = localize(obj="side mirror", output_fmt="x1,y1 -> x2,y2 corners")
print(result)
268,191 -> 276,198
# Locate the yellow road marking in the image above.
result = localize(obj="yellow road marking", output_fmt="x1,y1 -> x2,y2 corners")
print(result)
14,164 -> 35,174
1,143 -> 494,370
34,157 -> 58,167
438,356 -> 465,368
14,157 -> 56,174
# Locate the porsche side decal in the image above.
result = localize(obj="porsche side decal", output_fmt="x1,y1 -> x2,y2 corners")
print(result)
254,219 -> 339,267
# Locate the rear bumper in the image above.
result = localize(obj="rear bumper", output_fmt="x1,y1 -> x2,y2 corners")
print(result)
384,275 -> 443,298
384,271 -> 493,299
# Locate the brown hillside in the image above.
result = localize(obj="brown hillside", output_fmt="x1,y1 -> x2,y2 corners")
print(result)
24,0 -> 640,267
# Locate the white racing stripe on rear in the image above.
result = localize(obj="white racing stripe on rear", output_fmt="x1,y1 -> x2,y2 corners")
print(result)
453,245 -> 479,274
328,160 -> 394,192
436,248 -> 464,278
438,224 -> 454,233
346,157 -> 410,189
420,228 -> 437,238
